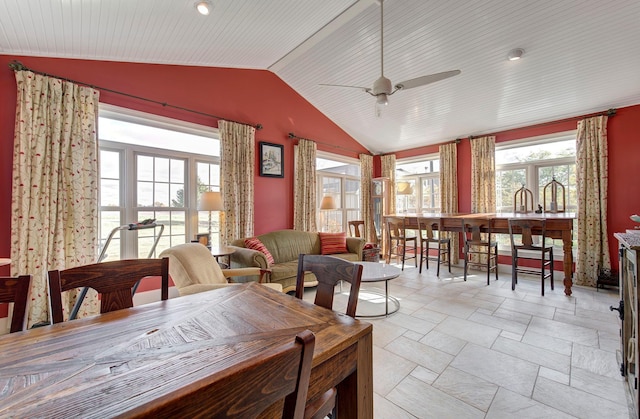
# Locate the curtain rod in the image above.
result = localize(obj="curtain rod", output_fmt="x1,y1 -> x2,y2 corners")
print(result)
8,60 -> 263,130
467,108 -> 616,140
287,132 -> 369,155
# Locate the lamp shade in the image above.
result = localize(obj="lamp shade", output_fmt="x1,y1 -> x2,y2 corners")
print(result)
199,191 -> 223,211
319,195 -> 337,210
397,181 -> 413,195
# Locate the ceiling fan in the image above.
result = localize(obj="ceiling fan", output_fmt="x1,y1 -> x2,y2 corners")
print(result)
320,0 -> 461,115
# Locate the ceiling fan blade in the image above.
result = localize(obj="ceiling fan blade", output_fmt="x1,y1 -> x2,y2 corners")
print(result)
395,70 -> 461,91
319,83 -> 371,93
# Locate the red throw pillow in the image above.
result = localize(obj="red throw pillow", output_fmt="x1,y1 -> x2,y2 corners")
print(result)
319,232 -> 348,255
244,237 -> 275,265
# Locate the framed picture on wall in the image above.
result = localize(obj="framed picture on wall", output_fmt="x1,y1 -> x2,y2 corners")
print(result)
259,142 -> 284,178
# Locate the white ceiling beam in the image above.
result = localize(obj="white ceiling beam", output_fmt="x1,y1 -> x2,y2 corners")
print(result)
268,0 -> 377,72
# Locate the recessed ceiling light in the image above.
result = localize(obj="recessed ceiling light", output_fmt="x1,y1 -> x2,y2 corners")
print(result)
507,48 -> 524,61
196,1 -> 212,16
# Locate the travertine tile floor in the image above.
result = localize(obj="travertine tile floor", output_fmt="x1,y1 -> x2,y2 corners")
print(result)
304,263 -> 633,418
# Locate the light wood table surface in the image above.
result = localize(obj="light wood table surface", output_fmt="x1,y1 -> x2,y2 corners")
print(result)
0,282 -> 373,418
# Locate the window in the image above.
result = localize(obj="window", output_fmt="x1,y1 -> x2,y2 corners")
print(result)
316,153 -> 361,232
98,106 -> 219,260
395,156 -> 440,213
495,131 -> 577,249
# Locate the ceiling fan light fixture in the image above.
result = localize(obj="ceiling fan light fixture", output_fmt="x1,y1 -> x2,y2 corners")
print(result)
195,1 -> 212,15
507,48 -> 524,61
376,94 -> 388,106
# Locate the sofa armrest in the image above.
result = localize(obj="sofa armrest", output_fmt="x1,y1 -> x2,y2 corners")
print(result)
346,237 -> 365,260
229,245 -> 269,269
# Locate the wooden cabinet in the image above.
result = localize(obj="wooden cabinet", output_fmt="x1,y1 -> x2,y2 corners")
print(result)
372,177 -> 390,244
614,232 -> 640,416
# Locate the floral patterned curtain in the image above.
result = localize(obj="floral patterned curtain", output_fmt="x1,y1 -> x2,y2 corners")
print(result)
470,136 -> 496,213
293,139 -> 317,231
359,154 -> 376,243
381,154 -> 396,215
11,70 -> 100,327
439,142 -> 459,264
469,136 -> 496,267
219,120 -> 255,243
576,115 -> 610,287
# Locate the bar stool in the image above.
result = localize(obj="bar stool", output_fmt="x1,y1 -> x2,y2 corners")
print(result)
461,218 -> 498,285
417,217 -> 450,276
348,220 -> 365,238
385,216 -> 417,271
508,218 -> 554,295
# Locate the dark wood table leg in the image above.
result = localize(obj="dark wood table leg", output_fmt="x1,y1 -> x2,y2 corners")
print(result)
562,230 -> 573,296
336,333 -> 373,418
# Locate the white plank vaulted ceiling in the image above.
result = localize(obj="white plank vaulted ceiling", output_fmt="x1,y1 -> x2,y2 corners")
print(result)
1,0 -> 639,154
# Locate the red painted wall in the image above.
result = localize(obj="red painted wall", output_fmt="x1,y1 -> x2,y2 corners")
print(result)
0,54 -> 370,263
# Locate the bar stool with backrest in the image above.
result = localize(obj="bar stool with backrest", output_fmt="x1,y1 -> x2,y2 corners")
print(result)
461,218 -> 498,285
0,275 -> 32,333
48,258 -> 169,323
508,218 -> 554,295
385,216 -> 417,271
295,254 -> 363,418
348,220 -> 365,238
417,217 -> 450,276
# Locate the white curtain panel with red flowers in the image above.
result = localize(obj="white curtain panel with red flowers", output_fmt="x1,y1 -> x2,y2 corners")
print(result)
219,120 -> 255,244
11,70 -> 100,328
469,136 -> 496,267
293,139 -> 317,232
381,154 -> 396,216
439,142 -> 460,264
470,136 -> 496,214
359,153 -> 377,244
576,115 -> 611,287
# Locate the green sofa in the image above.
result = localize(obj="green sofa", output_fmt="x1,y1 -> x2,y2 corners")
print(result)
229,229 -> 365,293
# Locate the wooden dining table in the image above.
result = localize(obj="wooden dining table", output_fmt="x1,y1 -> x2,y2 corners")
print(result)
0,282 -> 373,418
386,212 -> 576,295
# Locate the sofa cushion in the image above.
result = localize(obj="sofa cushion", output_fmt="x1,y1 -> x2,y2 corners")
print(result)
256,230 -> 320,264
319,232 -> 348,255
268,260 -> 303,283
244,237 -> 275,265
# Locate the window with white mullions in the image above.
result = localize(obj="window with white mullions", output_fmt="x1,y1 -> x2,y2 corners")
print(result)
316,153 -> 361,232
395,156 -> 440,214
495,131 -> 577,251
98,105 -> 219,260
196,161 -> 221,246
135,153 -> 187,257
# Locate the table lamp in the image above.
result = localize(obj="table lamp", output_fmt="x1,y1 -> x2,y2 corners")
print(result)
319,195 -> 337,232
396,181 -> 413,213
199,191 -> 223,245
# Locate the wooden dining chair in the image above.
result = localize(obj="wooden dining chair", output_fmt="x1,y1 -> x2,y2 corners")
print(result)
348,220 -> 365,238
385,216 -> 417,270
508,218 -> 554,295
417,217 -> 451,276
295,254 -> 363,318
127,329 -> 316,418
461,218 -> 498,285
0,275 -> 32,333
295,254 -> 364,418
48,258 -> 169,324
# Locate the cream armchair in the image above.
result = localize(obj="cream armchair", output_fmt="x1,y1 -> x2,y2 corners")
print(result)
159,243 -> 282,295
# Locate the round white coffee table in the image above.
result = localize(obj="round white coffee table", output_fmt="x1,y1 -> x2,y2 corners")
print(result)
354,261 -> 401,318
